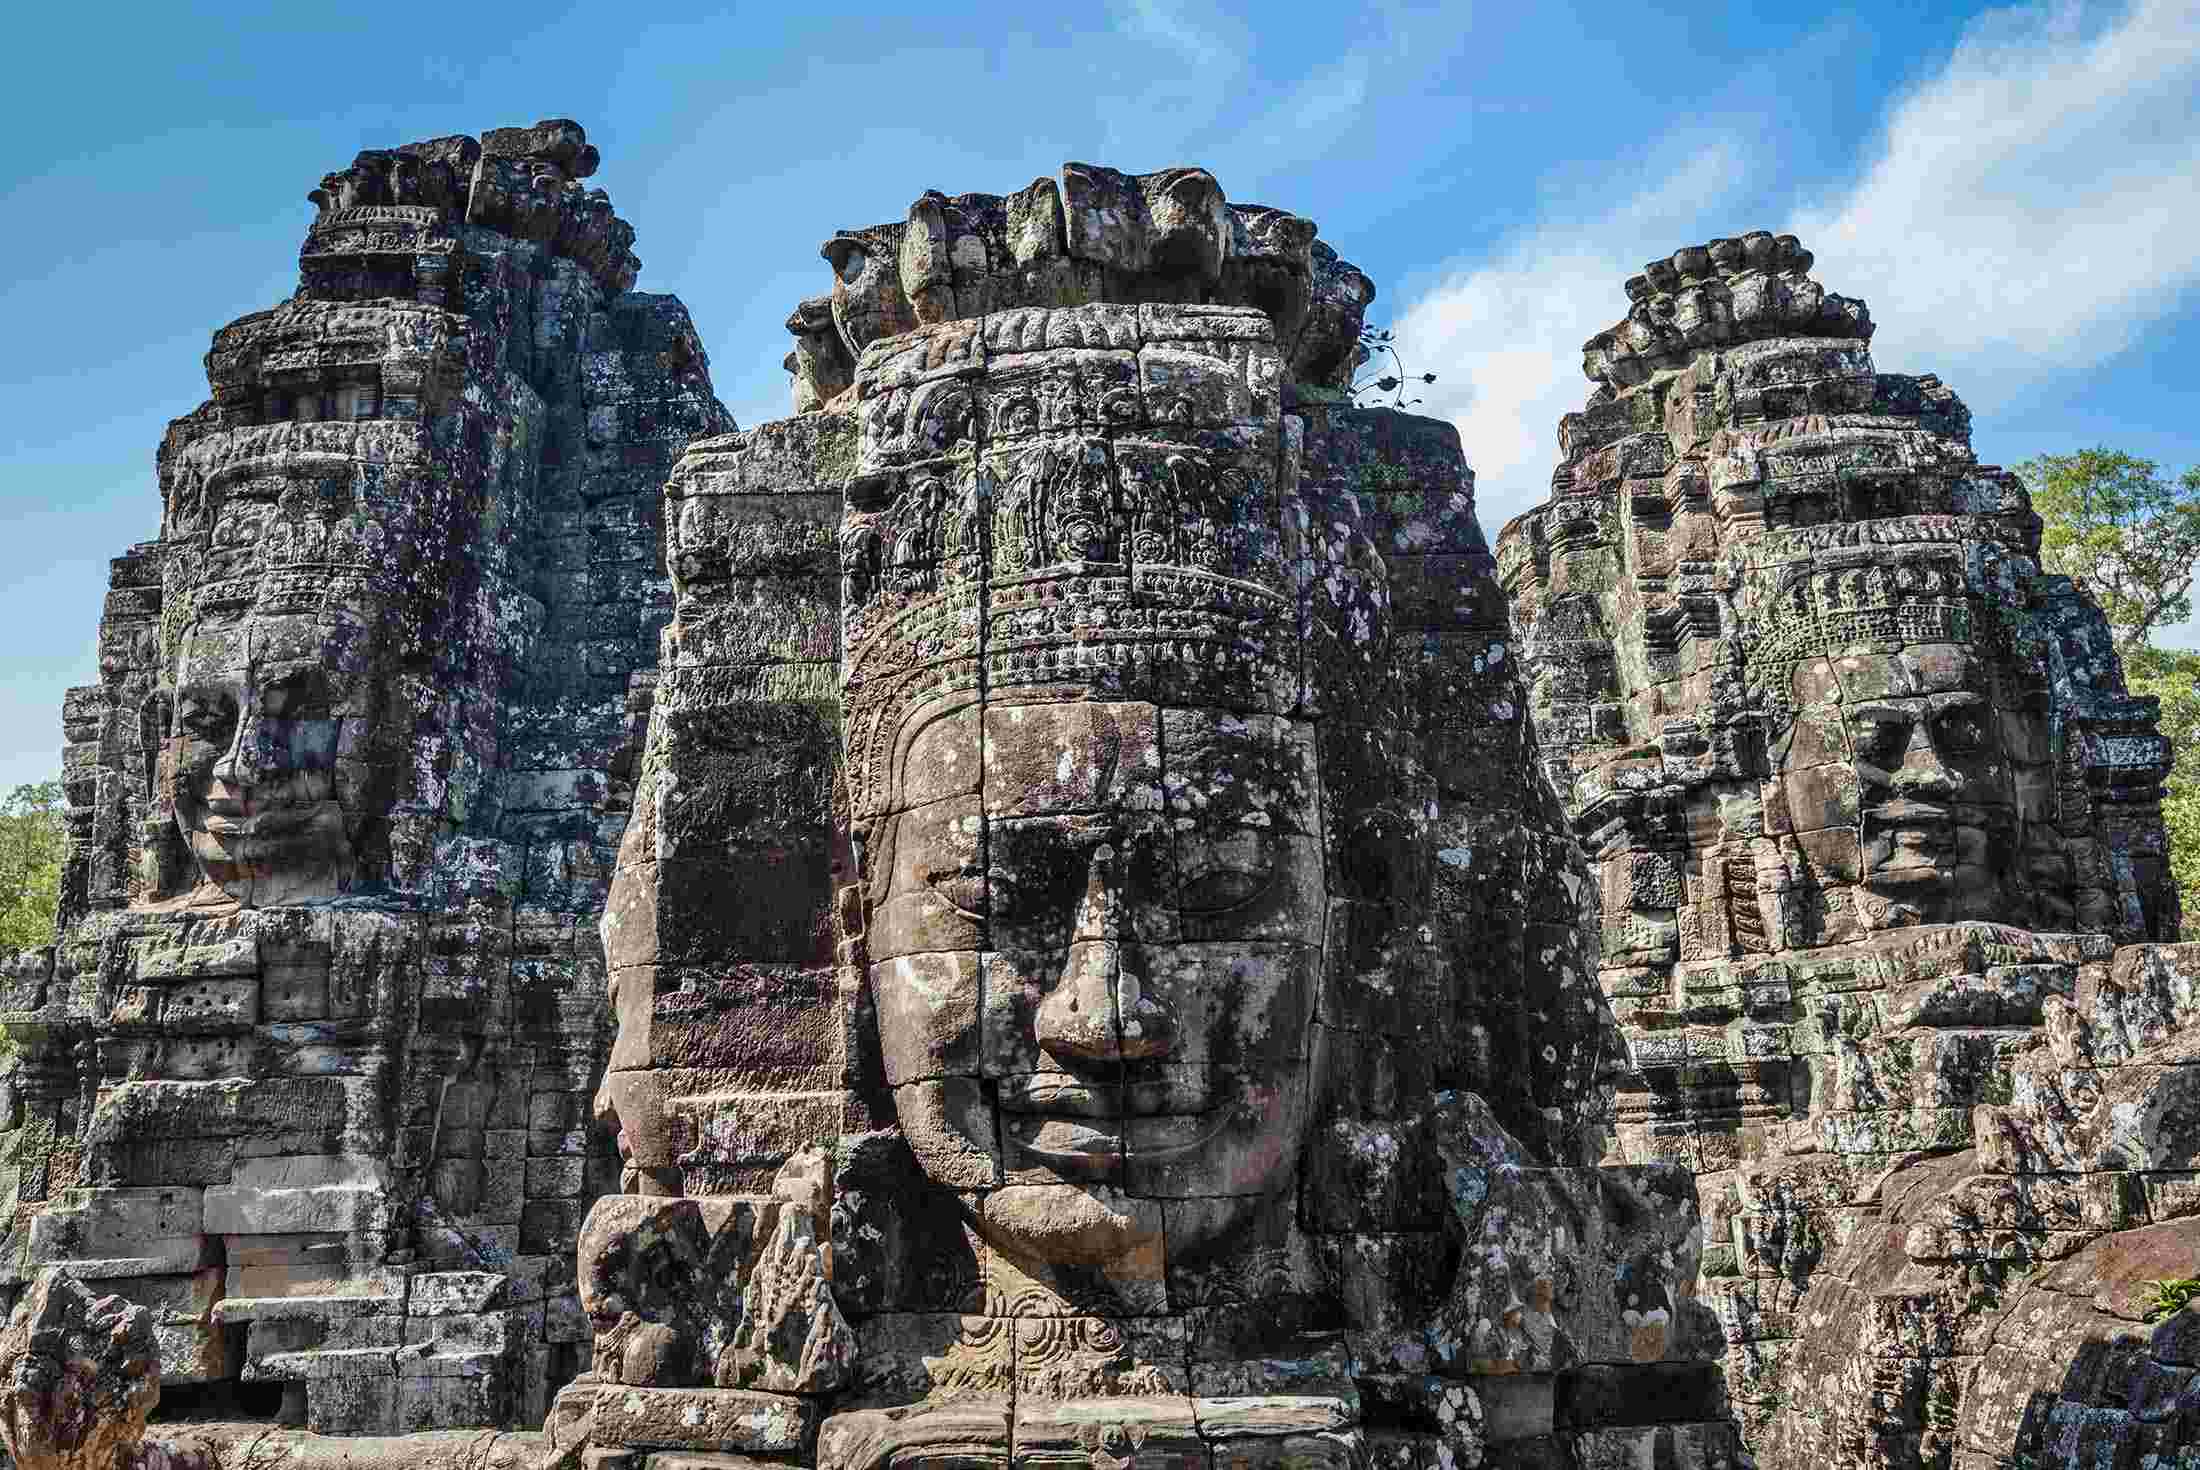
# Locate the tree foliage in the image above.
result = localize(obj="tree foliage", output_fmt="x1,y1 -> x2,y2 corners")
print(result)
2018,448 -> 2200,654
0,781 -> 64,953
2021,448 -> 2200,927
2128,646 -> 2200,923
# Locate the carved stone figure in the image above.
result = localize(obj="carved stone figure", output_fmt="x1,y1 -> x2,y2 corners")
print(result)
1500,236 -> 2186,1464
0,122 -> 727,1438
566,163 -> 1737,1470
165,600 -> 369,907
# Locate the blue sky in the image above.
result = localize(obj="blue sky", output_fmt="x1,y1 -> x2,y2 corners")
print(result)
4,0 -> 2197,791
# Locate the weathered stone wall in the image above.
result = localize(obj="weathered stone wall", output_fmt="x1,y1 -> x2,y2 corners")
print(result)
0,121 -> 729,1435
1750,942 -> 2200,1467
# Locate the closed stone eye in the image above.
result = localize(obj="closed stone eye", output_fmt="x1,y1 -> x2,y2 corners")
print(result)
1176,829 -> 1278,913
177,697 -> 237,743
924,870 -> 987,919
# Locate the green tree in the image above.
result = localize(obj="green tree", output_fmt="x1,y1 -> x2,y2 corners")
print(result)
2017,448 -> 2200,655
0,781 -> 64,952
2128,646 -> 2200,921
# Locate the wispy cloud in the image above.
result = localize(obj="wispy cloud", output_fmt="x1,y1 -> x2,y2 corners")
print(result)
1234,52 -> 1372,163
1797,0 -> 2200,414
1113,0 -> 1244,74
1392,145 -> 1748,532
1393,0 -> 2200,534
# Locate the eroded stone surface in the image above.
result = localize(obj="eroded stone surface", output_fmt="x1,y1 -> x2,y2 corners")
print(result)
13,137 -> 2181,1470
0,1270 -> 163,1470
785,164 -> 1373,414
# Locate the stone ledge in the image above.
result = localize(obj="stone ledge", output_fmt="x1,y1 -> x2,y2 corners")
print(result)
143,1425 -> 544,1470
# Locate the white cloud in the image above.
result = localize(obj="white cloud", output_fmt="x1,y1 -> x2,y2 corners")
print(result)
1797,0 -> 2200,413
1392,145 -> 1747,534
1393,0 -> 2200,536
1233,53 -> 1373,164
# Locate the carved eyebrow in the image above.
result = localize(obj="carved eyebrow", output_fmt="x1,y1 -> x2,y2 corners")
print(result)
1845,702 -> 1924,722
994,820 -> 1108,851
1929,692 -> 1987,713
257,659 -> 329,682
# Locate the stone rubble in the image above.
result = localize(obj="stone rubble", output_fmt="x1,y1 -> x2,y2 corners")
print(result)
0,129 -> 2186,1470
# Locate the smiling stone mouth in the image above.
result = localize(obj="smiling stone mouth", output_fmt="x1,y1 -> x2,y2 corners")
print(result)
1865,800 -> 1953,825
996,1067 -> 1215,1118
1000,1104 -> 1250,1169
194,801 -> 335,839
997,1069 -> 1254,1169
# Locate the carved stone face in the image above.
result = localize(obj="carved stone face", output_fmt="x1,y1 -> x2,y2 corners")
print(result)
867,698 -> 1324,1267
1773,642 -> 2036,927
169,607 -> 378,906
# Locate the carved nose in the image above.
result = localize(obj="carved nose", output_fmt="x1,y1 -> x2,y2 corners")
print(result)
1034,940 -> 1176,1063
217,709 -> 278,788
1036,940 -> 1123,1060
1035,846 -> 1179,1063
1074,845 -> 1128,942
1891,728 -> 1957,798
212,721 -> 256,787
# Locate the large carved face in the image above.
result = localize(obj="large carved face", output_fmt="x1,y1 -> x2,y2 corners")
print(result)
866,697 -> 1324,1269
169,606 -> 380,906
1772,641 -> 2041,928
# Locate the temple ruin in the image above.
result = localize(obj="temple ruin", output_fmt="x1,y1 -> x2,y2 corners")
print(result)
0,120 -> 2192,1470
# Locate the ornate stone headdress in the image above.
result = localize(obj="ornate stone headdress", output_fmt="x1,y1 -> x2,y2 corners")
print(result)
1503,231 -> 2178,945
836,306 -> 1302,819
165,452 -> 391,626
1735,540 -> 1998,719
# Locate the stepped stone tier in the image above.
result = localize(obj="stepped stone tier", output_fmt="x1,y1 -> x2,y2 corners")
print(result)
0,121 -> 730,1435
1498,237 -> 2193,1466
2,124 -> 2193,1470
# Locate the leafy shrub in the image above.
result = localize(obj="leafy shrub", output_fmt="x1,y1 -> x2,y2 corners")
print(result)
2134,1277 -> 2200,1324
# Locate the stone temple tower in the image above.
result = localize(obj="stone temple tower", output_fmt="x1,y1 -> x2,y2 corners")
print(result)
1500,234 -> 2187,1463
0,121 -> 728,1433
